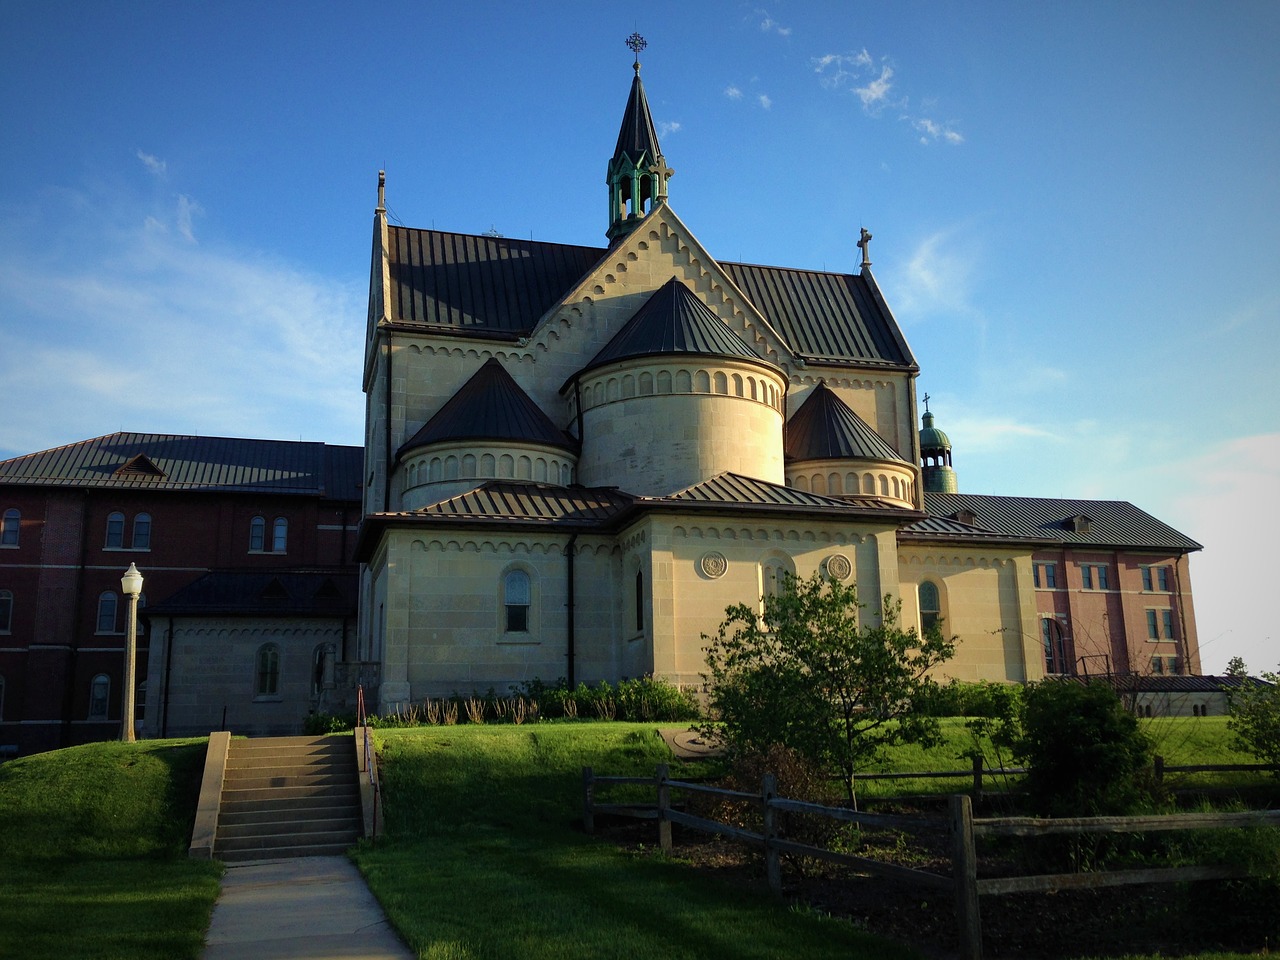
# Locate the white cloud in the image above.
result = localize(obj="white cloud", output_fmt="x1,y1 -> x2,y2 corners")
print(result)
658,121 -> 682,137
136,150 -> 167,177
0,186 -> 363,459
176,194 -> 202,242
758,11 -> 791,36
758,94 -> 773,110
914,117 -> 964,145
855,65 -> 895,110
891,227 -> 978,320
724,85 -> 743,100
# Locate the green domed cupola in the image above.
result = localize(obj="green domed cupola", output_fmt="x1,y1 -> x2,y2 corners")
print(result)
606,34 -> 673,243
919,395 -> 958,493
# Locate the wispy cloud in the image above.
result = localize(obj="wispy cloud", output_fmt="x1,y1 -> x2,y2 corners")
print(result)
757,9 -> 792,37
0,185 -> 362,458
136,150 -> 167,177
658,120 -> 682,138
724,85 -> 743,100
814,48 -> 963,145
757,94 -> 773,110
891,227 -> 978,320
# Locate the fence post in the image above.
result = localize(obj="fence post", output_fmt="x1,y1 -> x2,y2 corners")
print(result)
582,766 -> 594,834
972,754 -> 984,803
656,763 -> 672,853
762,772 -> 781,894
1154,755 -> 1164,787
950,793 -> 983,960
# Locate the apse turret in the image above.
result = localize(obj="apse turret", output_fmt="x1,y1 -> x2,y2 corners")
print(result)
919,396 -> 958,493
606,34 -> 673,243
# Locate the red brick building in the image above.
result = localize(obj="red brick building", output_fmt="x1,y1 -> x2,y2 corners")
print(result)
0,434 -> 361,756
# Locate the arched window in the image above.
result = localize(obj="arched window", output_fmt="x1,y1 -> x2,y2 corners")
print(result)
312,643 -> 336,695
1041,618 -> 1068,675
918,581 -> 941,632
105,511 -> 125,548
635,570 -> 645,632
272,517 -> 288,553
761,557 -> 795,602
256,644 -> 281,696
96,591 -> 118,634
132,513 -> 151,550
249,516 -> 266,551
88,674 -> 111,720
0,590 -> 11,633
503,570 -> 531,633
1,508 -> 18,546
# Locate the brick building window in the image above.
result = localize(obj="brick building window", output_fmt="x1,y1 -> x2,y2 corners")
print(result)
1,508 -> 18,546
96,591 -> 118,633
0,590 -> 11,633
1042,618 -> 1069,675
249,516 -> 266,551
132,513 -> 151,550
1080,563 -> 1109,590
1158,566 -> 1171,591
272,517 -> 288,553
105,511 -> 125,549
1033,562 -> 1057,588
88,674 -> 111,720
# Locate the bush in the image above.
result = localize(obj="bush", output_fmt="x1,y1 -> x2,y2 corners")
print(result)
1014,679 -> 1154,817
1225,662 -> 1280,775
917,679 -> 1023,718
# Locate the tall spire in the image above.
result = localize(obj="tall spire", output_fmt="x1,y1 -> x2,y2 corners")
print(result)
607,33 -> 673,242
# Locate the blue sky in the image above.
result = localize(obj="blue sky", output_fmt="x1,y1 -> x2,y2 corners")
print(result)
2,1 -> 1277,673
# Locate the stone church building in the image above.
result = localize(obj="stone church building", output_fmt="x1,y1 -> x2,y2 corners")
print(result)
353,54 -> 1203,715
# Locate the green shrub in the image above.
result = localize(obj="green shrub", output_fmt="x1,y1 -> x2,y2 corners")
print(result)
1225,663 -> 1280,775
1014,679 -> 1154,817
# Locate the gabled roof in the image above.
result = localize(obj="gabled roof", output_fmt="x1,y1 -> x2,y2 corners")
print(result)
580,277 -> 774,376
413,481 -> 636,525
381,227 -> 914,368
0,433 -> 363,499
918,492 -> 1202,551
613,69 -> 662,166
385,228 -> 604,333
148,570 -> 357,617
398,359 -> 575,458
785,383 -> 907,463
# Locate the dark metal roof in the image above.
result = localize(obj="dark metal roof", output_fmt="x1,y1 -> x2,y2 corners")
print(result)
785,383 -> 907,463
398,359 -> 575,458
1080,674 -> 1272,694
719,262 -> 916,368
0,433 -> 363,499
408,481 -> 635,526
920,492 -> 1202,551
663,472 -> 921,520
385,227 -> 604,332
613,70 -> 662,166
898,514 -> 1036,543
381,228 -> 912,367
581,277 -> 773,375
148,570 -> 357,617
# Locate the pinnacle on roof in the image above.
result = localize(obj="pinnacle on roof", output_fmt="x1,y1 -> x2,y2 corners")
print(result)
785,382 -> 907,463
399,358 -> 575,458
607,34 -> 673,241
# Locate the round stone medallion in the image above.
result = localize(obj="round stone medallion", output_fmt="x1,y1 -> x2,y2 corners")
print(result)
825,553 -> 852,581
700,551 -> 728,579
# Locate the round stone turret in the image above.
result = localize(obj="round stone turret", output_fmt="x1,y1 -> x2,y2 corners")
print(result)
919,405 -> 958,494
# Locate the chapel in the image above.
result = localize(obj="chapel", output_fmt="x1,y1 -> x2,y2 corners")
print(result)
353,44 -> 1202,713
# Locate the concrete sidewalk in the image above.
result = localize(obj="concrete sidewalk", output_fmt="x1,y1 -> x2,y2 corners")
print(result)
202,856 -> 414,960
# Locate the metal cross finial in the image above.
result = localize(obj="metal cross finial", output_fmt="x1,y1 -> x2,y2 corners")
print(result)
923,392 -> 931,412
626,32 -> 647,71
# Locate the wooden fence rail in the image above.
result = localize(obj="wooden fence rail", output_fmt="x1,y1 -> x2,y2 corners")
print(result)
583,764 -> 1280,960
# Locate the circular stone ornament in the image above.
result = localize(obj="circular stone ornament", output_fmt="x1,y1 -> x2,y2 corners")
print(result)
700,551 -> 728,579
825,553 -> 852,581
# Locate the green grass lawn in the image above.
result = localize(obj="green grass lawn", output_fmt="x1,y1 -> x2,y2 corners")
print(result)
353,723 -> 923,960
0,739 -> 222,960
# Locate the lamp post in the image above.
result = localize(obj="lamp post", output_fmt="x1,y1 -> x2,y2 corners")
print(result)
120,563 -> 144,743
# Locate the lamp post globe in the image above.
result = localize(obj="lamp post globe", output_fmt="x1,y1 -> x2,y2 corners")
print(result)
119,563 -> 144,743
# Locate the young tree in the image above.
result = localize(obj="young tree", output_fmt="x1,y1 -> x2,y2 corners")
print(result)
1226,660 -> 1280,776
701,572 -> 955,805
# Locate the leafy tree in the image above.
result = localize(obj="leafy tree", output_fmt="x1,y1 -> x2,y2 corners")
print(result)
1014,679 -> 1154,817
1225,660 -> 1280,775
700,572 -> 955,805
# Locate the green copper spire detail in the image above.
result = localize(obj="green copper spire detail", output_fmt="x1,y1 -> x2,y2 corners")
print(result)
607,34 -> 673,242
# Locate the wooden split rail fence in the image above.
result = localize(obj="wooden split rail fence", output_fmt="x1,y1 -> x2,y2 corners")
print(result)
583,764 -> 1280,960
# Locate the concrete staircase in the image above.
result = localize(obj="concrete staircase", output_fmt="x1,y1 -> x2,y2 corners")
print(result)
213,735 -> 363,862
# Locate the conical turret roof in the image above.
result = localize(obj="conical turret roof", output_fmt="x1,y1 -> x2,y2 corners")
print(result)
580,278 -> 775,376
399,359 -> 575,458
785,382 -> 907,463
612,66 -> 662,167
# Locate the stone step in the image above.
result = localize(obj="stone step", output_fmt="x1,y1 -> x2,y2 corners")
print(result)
216,827 -> 360,856
219,796 -> 358,826
221,782 -> 359,805
217,815 -> 361,841
225,746 -> 352,768
222,770 -> 352,790
218,840 -> 356,863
